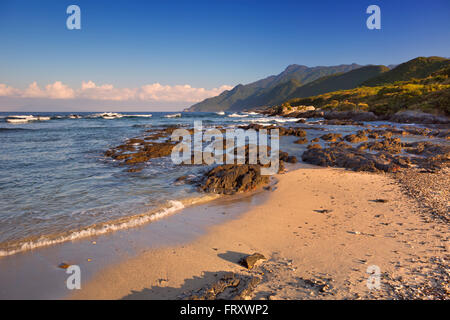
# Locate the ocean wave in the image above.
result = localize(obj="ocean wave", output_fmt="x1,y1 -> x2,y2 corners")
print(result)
163,113 -> 181,118
0,200 -> 184,257
228,113 -> 248,118
0,194 -> 220,257
0,127 -> 34,132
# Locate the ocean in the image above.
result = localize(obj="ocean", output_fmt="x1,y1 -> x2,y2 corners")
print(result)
0,111 -> 312,256
0,111 -> 434,257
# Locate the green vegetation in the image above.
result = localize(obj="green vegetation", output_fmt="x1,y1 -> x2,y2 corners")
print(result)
285,65 -> 389,100
188,56 -> 450,116
285,66 -> 450,116
361,56 -> 450,87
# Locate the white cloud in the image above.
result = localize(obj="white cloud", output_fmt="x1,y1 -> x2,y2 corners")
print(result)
21,81 -> 75,99
0,84 -> 20,96
0,81 -> 232,103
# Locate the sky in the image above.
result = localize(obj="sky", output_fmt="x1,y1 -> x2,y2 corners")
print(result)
0,0 -> 449,111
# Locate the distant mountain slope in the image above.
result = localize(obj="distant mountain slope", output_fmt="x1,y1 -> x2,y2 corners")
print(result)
362,57 -> 450,86
187,64 -> 362,112
228,65 -> 388,110
285,65 -> 389,100
283,63 -> 450,116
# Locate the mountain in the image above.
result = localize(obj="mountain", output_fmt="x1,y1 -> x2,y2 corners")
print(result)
187,64 -> 362,112
224,65 -> 389,110
282,60 -> 450,116
285,65 -> 389,100
362,56 -> 450,86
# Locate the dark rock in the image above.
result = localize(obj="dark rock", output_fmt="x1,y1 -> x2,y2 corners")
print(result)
307,144 -> 322,150
323,119 -> 364,126
344,131 -> 368,143
294,137 -> 308,144
200,164 -> 269,195
324,111 -> 378,122
320,133 -> 342,142
183,272 -> 261,300
302,146 -> 410,173
240,253 -> 266,269
279,151 -> 298,163
358,138 -> 403,154
389,111 -> 450,124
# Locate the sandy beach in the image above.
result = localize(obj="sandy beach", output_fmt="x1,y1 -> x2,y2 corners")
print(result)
71,165 -> 449,300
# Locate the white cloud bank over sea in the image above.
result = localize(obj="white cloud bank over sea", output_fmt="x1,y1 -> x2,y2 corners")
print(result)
0,81 -> 232,111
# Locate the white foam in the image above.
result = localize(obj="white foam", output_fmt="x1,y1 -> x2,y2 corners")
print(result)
0,200 -> 185,257
228,113 -> 248,118
164,113 -> 181,118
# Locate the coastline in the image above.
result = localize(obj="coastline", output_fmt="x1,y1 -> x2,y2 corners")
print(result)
0,174 -> 273,299
71,164 -> 448,300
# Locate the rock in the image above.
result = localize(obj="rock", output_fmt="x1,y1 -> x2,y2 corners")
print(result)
320,133 -> 342,142
344,131 -> 368,143
302,145 -> 410,173
279,151 -> 297,163
324,111 -> 379,122
389,110 -> 450,124
182,272 -> 261,300
240,253 -> 266,269
323,119 -> 364,126
200,164 -> 269,195
294,137 -> 308,144
307,144 -> 322,150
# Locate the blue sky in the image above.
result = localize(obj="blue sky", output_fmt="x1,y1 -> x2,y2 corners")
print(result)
0,0 -> 449,111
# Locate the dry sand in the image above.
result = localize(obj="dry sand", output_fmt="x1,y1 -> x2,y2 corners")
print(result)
72,166 -> 449,300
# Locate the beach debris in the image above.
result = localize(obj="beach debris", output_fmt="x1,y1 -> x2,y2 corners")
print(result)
314,209 -> 334,214
240,253 -> 266,269
371,199 -> 389,203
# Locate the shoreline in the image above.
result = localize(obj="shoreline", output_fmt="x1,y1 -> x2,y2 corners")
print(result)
0,174 -> 275,299
71,165 -> 448,300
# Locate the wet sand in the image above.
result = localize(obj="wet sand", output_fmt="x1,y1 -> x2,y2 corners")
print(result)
0,187 -> 269,299
72,165 -> 449,299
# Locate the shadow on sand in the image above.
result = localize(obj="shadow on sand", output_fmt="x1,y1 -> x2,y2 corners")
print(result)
122,251 -> 249,300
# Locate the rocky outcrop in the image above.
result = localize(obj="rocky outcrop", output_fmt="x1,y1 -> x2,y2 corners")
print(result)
320,133 -> 342,142
302,143 -> 411,173
183,272 -> 261,300
344,130 -> 368,143
199,164 -> 269,195
324,110 -> 379,121
389,110 -> 450,124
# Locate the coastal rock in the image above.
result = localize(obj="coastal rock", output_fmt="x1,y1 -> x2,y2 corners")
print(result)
324,110 -> 378,122
200,164 -> 269,195
323,119 -> 364,126
240,253 -> 266,269
280,151 -> 298,163
294,137 -> 308,144
183,272 -> 262,300
320,133 -> 342,142
358,138 -> 403,154
344,131 -> 368,143
307,143 -> 322,150
302,146 -> 410,173
389,110 -> 450,124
